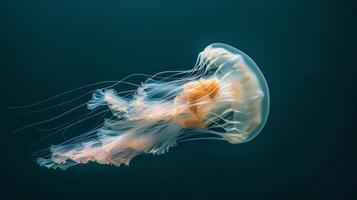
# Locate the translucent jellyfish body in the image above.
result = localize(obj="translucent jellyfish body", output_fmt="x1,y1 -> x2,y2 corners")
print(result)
35,43 -> 269,170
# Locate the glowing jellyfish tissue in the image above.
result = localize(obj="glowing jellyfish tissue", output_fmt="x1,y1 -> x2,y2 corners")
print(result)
34,43 -> 270,170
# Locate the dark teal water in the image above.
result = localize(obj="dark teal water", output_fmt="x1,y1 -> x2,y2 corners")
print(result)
0,0 -> 356,199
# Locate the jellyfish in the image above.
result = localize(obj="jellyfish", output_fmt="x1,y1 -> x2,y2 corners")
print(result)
25,43 -> 269,170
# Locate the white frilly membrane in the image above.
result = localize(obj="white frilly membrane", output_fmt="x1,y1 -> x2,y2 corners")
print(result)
36,43 -> 269,170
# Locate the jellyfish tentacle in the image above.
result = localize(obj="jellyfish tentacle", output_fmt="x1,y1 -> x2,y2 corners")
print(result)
5,73 -> 156,113
13,102 -> 89,134
1,80 -> 119,111
30,109 -> 111,154
32,107 -> 106,132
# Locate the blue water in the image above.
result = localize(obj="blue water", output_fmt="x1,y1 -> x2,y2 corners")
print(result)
0,0 -> 355,199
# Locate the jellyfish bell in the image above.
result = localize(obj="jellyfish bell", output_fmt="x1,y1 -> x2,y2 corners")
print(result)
199,43 -> 270,143
30,43 -> 269,170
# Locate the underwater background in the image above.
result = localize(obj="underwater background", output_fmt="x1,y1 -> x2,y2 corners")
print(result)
0,0 -> 356,199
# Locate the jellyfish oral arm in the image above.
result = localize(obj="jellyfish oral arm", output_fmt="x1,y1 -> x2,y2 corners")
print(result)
87,89 -> 129,113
